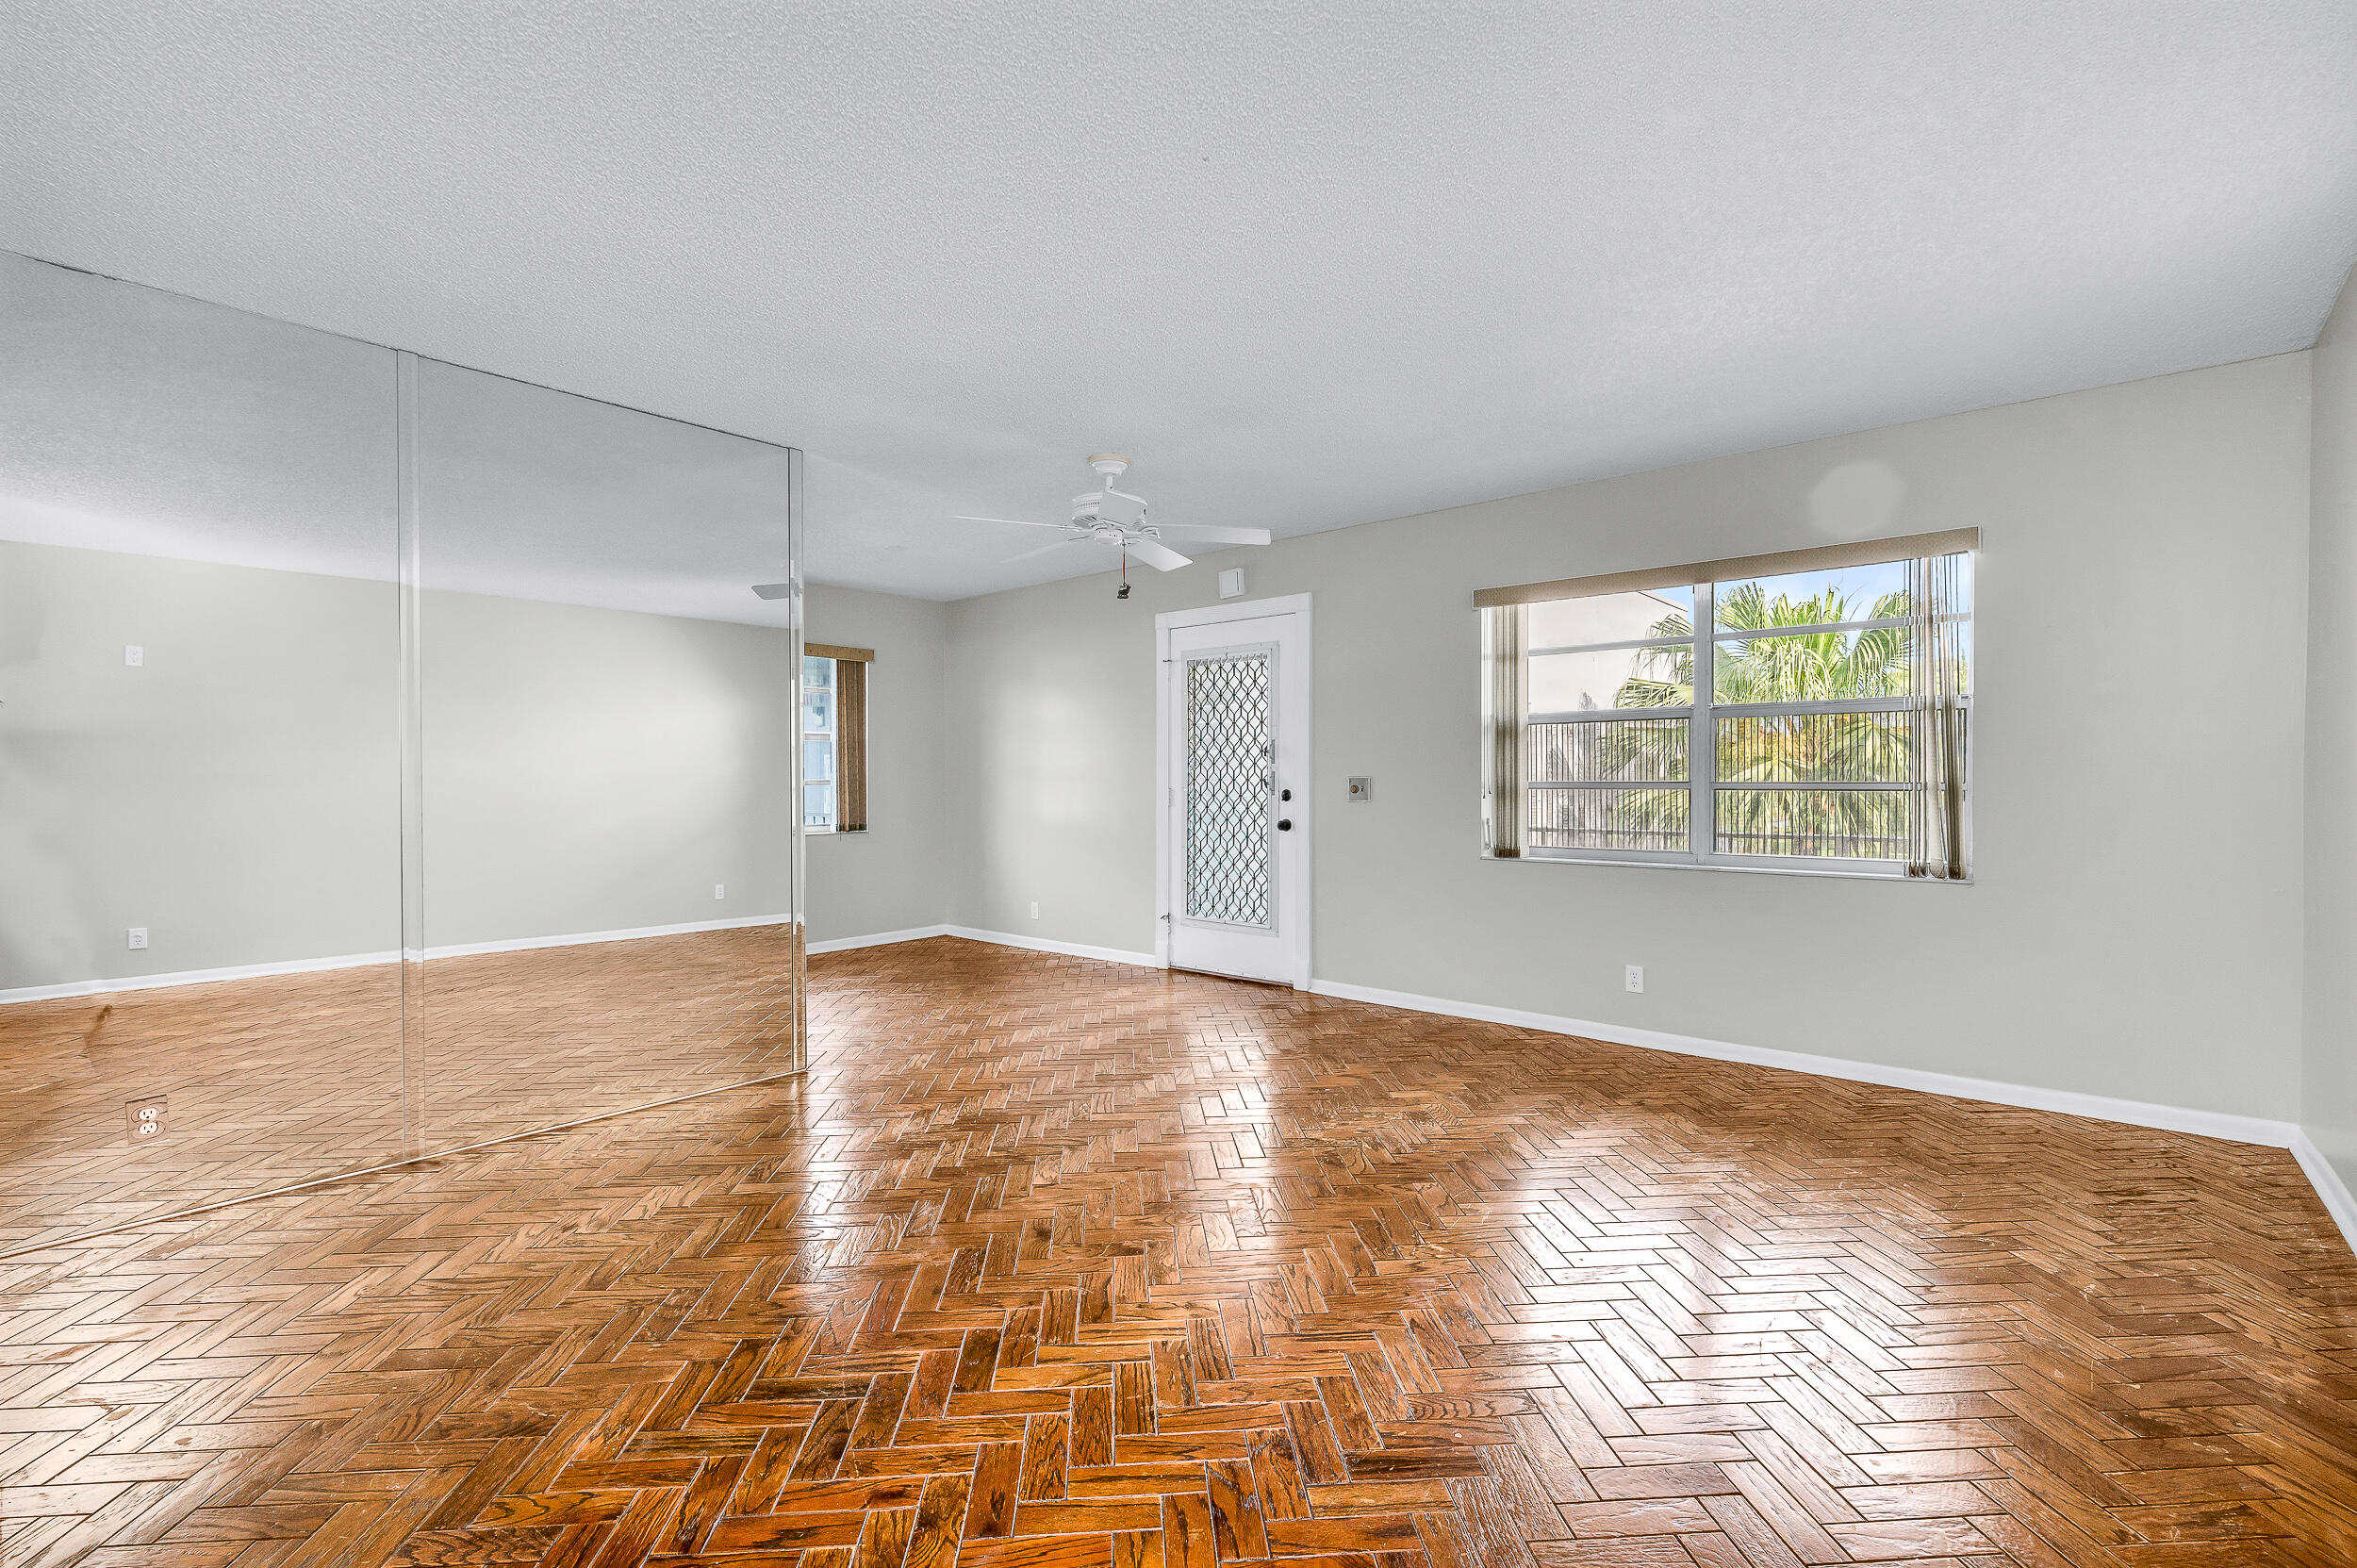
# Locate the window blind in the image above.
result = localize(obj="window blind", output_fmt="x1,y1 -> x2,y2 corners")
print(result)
836,657 -> 868,833
1484,603 -> 1524,858
806,644 -> 873,833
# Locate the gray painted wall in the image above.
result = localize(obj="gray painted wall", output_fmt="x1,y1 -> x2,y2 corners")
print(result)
945,355 -> 2313,1124
2307,272 -> 2357,1190
805,585 -> 952,942
420,589 -> 796,949
0,545 -> 944,990
0,541 -> 402,987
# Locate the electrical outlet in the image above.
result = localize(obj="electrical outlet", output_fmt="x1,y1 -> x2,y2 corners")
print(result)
124,644 -> 143,667
1030,901 -> 1040,920
126,1094 -> 166,1144
127,927 -> 148,950
1624,965 -> 1644,994
714,883 -> 726,900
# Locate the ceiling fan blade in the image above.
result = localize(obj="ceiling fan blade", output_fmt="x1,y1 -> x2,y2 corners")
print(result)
1122,536 -> 1193,572
750,583 -> 795,601
953,514 -> 1073,530
1149,524 -> 1271,546
1004,536 -> 1090,563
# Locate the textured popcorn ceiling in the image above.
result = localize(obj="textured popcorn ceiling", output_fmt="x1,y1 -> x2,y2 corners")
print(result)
4,2 -> 2354,603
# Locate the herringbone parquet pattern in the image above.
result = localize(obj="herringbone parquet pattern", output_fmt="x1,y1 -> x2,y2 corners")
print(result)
0,927 -> 799,1254
4,935 -> 2356,1568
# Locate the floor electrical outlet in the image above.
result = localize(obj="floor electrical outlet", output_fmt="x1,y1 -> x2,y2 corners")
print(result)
126,1094 -> 167,1144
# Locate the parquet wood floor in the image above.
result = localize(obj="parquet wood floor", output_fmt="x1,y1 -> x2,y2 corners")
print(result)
5,935 -> 2356,1568
0,928 -> 800,1254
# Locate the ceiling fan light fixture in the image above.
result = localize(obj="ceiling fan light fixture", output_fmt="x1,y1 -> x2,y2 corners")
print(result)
957,454 -> 1200,572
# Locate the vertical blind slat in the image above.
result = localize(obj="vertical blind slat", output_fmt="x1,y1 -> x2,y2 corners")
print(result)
836,657 -> 869,833
1486,604 -> 1524,857
1904,554 -> 1968,878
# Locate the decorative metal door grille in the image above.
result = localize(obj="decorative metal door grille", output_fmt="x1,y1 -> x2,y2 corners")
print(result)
1184,650 -> 1275,927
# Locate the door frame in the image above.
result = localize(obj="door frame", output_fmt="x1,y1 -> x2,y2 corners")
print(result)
1153,593 -> 1313,987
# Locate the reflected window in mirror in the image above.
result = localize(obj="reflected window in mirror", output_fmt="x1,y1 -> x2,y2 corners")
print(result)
802,654 -> 836,830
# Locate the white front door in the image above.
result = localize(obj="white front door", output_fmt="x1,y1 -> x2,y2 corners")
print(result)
1161,601 -> 1310,985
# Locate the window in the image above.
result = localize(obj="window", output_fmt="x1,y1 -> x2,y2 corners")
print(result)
1479,530 -> 1973,879
802,642 -> 872,833
801,654 -> 837,830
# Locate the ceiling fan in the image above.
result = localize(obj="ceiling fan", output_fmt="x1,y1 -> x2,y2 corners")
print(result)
956,455 -> 1270,571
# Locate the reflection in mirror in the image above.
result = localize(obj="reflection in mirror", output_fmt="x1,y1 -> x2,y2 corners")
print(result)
411,357 -> 803,1154
0,252 -> 803,1255
0,252 -> 404,1251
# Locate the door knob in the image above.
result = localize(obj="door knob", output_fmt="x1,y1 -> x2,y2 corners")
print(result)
1277,818 -> 1294,832
1279,788 -> 1292,801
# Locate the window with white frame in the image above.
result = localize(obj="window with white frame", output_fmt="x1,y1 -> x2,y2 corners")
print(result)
802,653 -> 836,831
1479,531 -> 1974,879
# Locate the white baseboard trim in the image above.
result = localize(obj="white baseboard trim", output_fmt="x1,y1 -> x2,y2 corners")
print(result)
1306,976 -> 2303,1151
1,949 -> 404,1005
3,917 -> 1158,1006
1,913 -> 799,1005
422,913 -> 794,961
2288,1131 -> 2357,1258
944,926 -> 1162,970
809,924 -> 952,954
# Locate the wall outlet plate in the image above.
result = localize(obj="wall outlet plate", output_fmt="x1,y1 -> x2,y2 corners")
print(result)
124,644 -> 143,667
126,927 -> 148,950
1624,965 -> 1644,994
714,883 -> 726,900
1348,776 -> 1373,801
126,1094 -> 167,1144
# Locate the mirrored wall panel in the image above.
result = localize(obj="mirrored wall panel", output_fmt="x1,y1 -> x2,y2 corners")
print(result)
411,357 -> 805,1152
0,254 -> 404,1250
0,252 -> 803,1254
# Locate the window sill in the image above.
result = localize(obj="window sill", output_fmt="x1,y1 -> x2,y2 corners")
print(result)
1500,850 -> 1970,884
